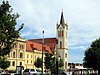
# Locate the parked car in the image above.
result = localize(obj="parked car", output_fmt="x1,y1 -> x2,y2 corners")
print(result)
1,70 -> 10,74
23,69 -> 41,75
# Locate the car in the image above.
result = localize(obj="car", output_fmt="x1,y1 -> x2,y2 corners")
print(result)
1,70 -> 10,74
23,69 -> 41,75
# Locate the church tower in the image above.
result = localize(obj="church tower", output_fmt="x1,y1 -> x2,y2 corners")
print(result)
56,11 -> 68,70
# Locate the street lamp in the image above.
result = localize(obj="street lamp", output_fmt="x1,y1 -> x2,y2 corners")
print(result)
42,30 -> 44,75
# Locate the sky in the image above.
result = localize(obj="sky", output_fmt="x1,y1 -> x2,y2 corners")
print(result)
0,0 -> 100,63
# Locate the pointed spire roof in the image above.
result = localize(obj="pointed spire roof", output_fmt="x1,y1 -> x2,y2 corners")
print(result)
60,11 -> 65,25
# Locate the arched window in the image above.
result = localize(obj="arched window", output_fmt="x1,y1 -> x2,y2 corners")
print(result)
65,53 -> 67,58
60,41 -> 62,48
62,30 -> 63,37
20,62 -> 22,66
31,60 -> 32,64
12,61 -> 15,66
13,52 -> 15,58
20,53 -> 23,58
27,54 -> 29,58
65,62 -> 67,69
58,30 -> 64,37
58,31 -> 61,37
27,60 -> 28,63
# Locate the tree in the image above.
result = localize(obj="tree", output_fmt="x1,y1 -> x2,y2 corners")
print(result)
0,57 -> 10,70
44,53 -> 52,70
83,38 -> 100,74
50,57 -> 56,73
0,0 -> 24,56
58,58 -> 64,69
44,52 -> 64,74
34,57 -> 42,68
50,57 -> 64,73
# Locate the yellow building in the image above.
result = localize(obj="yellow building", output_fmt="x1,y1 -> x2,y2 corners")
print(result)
25,50 -> 34,69
7,37 -> 26,71
3,37 -> 52,71
26,40 -> 52,70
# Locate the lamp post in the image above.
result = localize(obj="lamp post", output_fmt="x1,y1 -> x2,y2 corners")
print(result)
42,30 -> 44,75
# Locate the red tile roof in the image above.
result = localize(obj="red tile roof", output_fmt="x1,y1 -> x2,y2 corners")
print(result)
26,40 -> 34,52
26,40 -> 52,54
29,38 -> 56,50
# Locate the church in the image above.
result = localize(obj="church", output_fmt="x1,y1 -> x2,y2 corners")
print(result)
29,11 -> 68,70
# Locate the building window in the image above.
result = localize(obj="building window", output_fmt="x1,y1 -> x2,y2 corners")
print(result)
27,54 -> 29,58
20,62 -> 22,66
15,43 -> 17,48
65,53 -> 67,58
13,52 -> 15,58
58,31 -> 61,37
13,43 -> 17,48
19,44 -> 24,50
58,30 -> 63,37
27,60 -> 28,63
20,53 -> 23,58
65,62 -> 67,69
12,61 -> 15,66
31,55 -> 32,58
62,30 -> 63,37
31,60 -> 32,64
60,41 -> 62,48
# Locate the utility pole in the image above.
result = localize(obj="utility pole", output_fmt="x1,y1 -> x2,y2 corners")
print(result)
42,30 -> 44,75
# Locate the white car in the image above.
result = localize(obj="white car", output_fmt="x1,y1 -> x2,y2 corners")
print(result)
1,70 -> 10,74
23,69 -> 41,75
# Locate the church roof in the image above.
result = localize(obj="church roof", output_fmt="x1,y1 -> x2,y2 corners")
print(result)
26,40 -> 52,54
29,38 -> 56,52
60,11 -> 65,25
57,11 -> 66,28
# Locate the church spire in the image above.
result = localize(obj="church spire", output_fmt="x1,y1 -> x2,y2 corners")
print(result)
60,11 -> 65,25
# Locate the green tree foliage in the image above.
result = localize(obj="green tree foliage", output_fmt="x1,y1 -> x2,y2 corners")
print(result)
44,53 -> 64,73
44,52 -> 52,69
83,38 -> 100,74
50,57 -> 56,73
58,58 -> 64,69
34,57 -> 42,68
50,57 -> 64,73
0,57 -> 10,70
0,1 -> 24,56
